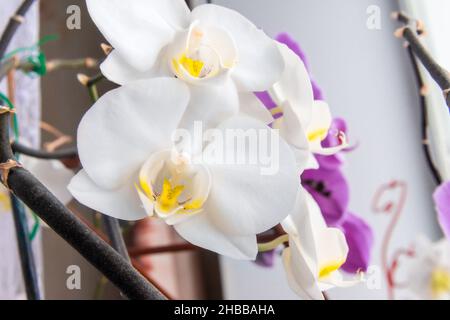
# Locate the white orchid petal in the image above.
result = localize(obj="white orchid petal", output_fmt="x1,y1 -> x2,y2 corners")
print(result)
316,228 -> 349,266
282,189 -> 319,272
178,80 -> 239,136
203,116 -> 299,235
304,152 -> 319,170
306,100 -> 332,144
273,43 -> 313,128
136,190 -> 154,217
191,4 -> 284,91
174,212 -> 257,259
282,240 -> 325,300
86,0 -> 188,71
22,156 -> 74,205
202,24 -> 238,69
77,78 -> 190,190
68,170 -> 147,221
101,50 -> 171,85
273,104 -> 304,149
239,93 -> 274,125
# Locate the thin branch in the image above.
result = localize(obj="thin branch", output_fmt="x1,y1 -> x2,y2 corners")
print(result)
0,0 -> 37,59
393,11 -> 450,109
11,142 -> 78,159
0,57 -> 98,81
406,46 -> 443,184
9,194 -> 41,300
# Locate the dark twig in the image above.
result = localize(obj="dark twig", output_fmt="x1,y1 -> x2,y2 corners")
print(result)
11,141 -> 78,159
406,47 -> 443,184
103,216 -> 130,262
0,0 -> 36,59
393,11 -> 450,109
9,194 -> 41,300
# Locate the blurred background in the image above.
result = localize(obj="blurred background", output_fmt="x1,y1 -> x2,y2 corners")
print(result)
1,0 -> 449,299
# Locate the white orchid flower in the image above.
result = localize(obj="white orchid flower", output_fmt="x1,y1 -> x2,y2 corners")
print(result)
86,0 -> 283,128
68,78 -> 299,260
265,43 -> 347,169
281,188 -> 355,300
406,237 -> 450,300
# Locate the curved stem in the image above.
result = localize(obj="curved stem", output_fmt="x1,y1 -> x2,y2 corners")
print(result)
11,142 -> 78,159
258,234 -> 289,252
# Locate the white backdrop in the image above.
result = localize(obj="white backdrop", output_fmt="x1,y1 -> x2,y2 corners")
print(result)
214,0 -> 441,300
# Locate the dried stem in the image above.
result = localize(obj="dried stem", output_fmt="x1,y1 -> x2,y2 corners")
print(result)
393,11 -> 450,109
0,57 -> 98,80
406,46 -> 442,184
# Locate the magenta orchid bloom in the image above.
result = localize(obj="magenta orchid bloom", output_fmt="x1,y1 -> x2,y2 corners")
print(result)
302,164 -> 349,226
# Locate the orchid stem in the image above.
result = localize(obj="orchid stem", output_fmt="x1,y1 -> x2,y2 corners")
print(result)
88,84 -> 99,102
258,234 -> 289,252
394,11 -> 450,109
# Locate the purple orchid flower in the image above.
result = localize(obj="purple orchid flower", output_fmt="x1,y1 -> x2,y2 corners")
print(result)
255,249 -> 277,268
301,166 -> 349,226
433,181 -> 450,240
340,213 -> 374,273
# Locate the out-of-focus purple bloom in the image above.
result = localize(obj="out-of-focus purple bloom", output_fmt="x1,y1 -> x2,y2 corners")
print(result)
255,250 -> 277,268
433,181 -> 450,240
340,213 -> 374,273
302,167 -> 349,226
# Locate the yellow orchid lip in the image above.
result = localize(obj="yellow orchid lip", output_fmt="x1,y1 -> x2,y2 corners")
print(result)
318,260 -> 345,280
307,128 -> 329,142
136,176 -> 205,216
135,150 -> 211,218
173,53 -> 205,79
170,21 -> 237,82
